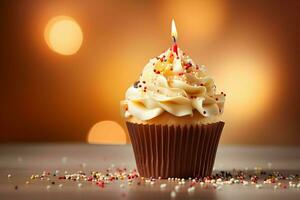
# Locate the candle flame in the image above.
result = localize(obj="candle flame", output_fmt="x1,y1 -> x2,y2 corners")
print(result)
171,19 -> 178,42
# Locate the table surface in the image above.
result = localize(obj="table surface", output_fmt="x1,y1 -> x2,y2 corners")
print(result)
0,144 -> 299,200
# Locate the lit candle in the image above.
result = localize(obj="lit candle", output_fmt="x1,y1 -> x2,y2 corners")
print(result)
171,19 -> 178,55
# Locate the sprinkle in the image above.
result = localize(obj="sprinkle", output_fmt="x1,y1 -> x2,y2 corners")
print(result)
243,181 -> 249,186
25,181 -> 30,185
58,184 -> 63,188
46,185 -> 51,190
120,183 -> 124,188
187,186 -> 195,194
78,183 -> 82,188
8,174 -> 12,178
255,184 -> 262,189
274,185 -> 278,189
174,185 -> 180,192
170,191 -> 176,198
160,183 -> 167,189
14,185 -> 18,190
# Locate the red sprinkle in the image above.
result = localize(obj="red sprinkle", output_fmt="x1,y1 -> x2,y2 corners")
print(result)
96,181 -> 105,188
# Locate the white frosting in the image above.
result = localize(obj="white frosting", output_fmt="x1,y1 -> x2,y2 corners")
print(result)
120,47 -> 225,121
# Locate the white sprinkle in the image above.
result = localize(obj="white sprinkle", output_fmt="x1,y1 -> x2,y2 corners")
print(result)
55,170 -> 60,174
78,183 -> 82,188
47,178 -> 51,181
160,183 -> 167,189
200,182 -> 205,186
234,180 -> 240,184
211,179 -> 216,183
120,184 -> 124,188
297,183 -> 300,188
58,184 -> 63,188
256,184 -> 262,189
25,181 -> 29,185
216,178 -> 222,182
291,184 -> 296,188
46,185 -> 51,190
278,182 -> 282,186
150,181 -> 155,185
7,174 -> 12,178
187,186 -> 195,194
243,181 -> 249,186
170,191 -> 176,198
217,186 -> 222,190
274,185 -> 278,190
174,185 -> 180,192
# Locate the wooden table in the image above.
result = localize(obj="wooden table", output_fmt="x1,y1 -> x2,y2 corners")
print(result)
0,144 -> 299,200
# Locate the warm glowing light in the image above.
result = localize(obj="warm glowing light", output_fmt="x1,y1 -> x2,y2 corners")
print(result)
171,19 -> 178,42
212,51 -> 277,124
163,0 -> 227,42
87,121 -> 127,144
44,16 -> 83,55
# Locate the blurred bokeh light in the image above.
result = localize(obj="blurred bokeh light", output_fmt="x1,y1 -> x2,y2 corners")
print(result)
87,121 -> 126,144
0,0 -> 299,145
44,16 -> 83,55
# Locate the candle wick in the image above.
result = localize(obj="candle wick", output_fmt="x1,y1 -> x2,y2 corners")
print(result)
172,36 -> 176,43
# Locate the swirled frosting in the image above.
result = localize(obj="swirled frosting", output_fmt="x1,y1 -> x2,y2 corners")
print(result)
120,47 -> 226,121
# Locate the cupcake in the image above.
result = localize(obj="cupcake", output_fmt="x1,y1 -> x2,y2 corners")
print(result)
120,20 -> 225,178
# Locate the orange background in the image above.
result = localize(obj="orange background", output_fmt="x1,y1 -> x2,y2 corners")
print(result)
1,0 -> 299,145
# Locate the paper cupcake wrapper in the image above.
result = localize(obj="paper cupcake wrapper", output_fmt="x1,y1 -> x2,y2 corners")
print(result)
126,121 -> 224,179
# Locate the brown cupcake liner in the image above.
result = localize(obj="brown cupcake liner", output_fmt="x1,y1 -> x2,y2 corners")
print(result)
126,121 -> 224,179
